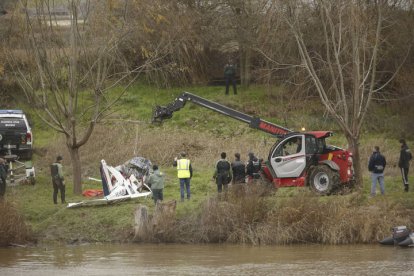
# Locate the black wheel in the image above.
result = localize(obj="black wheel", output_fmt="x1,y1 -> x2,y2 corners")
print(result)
309,165 -> 339,195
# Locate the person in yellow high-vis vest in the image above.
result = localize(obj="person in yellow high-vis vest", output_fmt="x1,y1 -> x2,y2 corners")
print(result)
173,152 -> 193,202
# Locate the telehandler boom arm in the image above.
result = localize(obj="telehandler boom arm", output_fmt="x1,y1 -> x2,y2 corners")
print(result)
152,92 -> 291,136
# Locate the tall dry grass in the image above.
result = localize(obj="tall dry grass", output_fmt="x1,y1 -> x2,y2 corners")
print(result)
37,122 -> 406,179
0,199 -> 32,246
141,187 -> 410,245
37,123 -> 271,176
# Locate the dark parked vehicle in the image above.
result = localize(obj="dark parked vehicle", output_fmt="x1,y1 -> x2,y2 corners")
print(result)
0,110 -> 33,160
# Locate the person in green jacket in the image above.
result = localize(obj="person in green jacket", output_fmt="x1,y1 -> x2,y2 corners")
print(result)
146,164 -> 165,205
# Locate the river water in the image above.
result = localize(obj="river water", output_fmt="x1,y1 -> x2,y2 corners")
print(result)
0,243 -> 413,275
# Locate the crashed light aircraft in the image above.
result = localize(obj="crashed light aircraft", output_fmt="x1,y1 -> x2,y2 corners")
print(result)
67,159 -> 152,208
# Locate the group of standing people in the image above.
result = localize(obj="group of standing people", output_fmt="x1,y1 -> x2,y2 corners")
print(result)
213,152 -> 261,193
369,139 -> 412,196
146,151 -> 192,204
44,138 -> 411,205
147,150 -> 260,204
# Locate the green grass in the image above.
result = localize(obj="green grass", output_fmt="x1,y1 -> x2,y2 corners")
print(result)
6,167 -> 219,243
4,83 -> 414,244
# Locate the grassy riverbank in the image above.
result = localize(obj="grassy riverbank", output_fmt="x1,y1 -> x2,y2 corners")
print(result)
4,174 -> 413,245
2,84 -> 413,245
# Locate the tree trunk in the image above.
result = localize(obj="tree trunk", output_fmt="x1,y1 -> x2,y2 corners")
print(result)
133,205 -> 149,242
68,146 -> 82,195
244,47 -> 251,87
239,46 -> 251,87
239,52 -> 245,86
347,136 -> 363,189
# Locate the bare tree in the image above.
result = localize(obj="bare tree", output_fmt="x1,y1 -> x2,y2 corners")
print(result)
118,0 -> 211,87
216,0 -> 266,87
280,0 -> 409,185
8,0 -> 159,194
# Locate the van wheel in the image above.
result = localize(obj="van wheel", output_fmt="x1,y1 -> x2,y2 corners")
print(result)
309,166 -> 339,195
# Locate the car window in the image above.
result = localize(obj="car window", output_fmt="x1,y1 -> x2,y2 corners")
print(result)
0,117 -> 27,131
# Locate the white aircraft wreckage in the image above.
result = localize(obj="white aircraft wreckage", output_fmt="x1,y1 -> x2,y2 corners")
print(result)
67,157 -> 152,208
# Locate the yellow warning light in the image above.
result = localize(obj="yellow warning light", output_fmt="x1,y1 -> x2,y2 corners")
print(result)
301,127 -> 306,132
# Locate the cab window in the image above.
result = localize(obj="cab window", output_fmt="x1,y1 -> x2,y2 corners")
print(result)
305,136 -> 317,154
272,136 -> 303,158
304,136 -> 326,154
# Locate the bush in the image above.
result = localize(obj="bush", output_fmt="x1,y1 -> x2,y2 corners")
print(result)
141,187 -> 411,245
0,199 -> 32,246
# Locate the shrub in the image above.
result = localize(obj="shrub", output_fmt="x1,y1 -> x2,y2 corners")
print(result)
142,188 -> 411,245
0,199 -> 32,246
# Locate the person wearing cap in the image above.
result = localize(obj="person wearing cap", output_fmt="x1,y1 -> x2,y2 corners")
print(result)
173,152 -> 193,202
50,155 -> 65,204
0,158 -> 8,197
145,164 -> 165,205
231,153 -> 245,184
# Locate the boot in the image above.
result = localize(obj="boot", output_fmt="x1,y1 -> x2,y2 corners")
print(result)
404,184 -> 409,192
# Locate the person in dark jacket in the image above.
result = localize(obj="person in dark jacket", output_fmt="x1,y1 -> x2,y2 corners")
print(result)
246,152 -> 261,183
213,152 -> 232,193
224,60 -> 237,95
368,146 -> 386,196
399,139 -> 412,192
145,164 -> 165,205
231,153 -> 245,184
0,158 -> 8,197
50,155 -> 65,204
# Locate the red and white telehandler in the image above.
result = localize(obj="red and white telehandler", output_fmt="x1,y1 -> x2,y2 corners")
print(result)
153,92 -> 355,195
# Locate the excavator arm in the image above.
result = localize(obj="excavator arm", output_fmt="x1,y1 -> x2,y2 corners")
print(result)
152,92 -> 291,136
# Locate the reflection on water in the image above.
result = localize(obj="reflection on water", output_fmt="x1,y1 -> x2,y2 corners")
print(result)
0,243 -> 413,275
